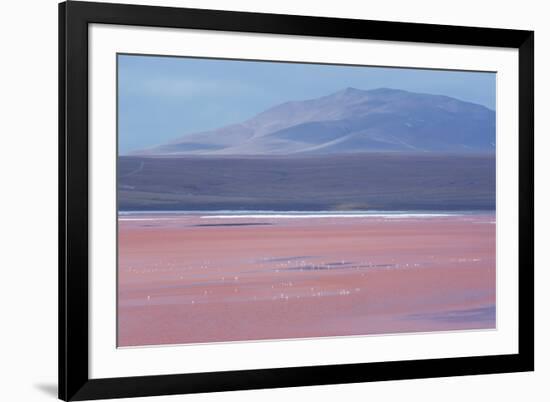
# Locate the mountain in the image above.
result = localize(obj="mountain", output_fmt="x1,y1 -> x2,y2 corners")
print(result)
135,88 -> 496,155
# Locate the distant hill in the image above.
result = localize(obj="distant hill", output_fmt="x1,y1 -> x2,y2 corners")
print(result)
135,88 -> 496,155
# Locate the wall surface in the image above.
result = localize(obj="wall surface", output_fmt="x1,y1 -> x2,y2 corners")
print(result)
0,0 -> 546,401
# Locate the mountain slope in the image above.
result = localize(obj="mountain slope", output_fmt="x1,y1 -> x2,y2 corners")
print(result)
136,88 -> 496,155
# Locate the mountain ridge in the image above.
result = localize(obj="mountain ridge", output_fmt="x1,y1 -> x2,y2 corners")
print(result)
133,87 -> 496,156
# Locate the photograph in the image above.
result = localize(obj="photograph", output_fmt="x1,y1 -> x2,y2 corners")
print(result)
117,54 -> 497,347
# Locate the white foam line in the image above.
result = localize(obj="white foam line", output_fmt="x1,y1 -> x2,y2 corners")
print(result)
119,218 -> 175,221
201,214 -> 455,219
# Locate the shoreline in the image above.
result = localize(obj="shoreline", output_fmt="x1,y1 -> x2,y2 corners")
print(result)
118,210 -> 496,217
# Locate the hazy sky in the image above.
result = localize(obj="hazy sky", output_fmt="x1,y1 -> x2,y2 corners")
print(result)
118,54 -> 496,154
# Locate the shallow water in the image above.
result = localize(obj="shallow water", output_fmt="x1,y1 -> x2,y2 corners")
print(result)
118,213 -> 496,347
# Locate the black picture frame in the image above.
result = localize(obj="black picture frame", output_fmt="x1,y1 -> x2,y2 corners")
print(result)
59,1 -> 534,400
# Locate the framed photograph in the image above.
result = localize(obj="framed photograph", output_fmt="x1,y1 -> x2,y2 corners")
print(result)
59,1 -> 534,400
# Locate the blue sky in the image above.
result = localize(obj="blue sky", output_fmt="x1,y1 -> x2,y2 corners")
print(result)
118,54 -> 496,154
